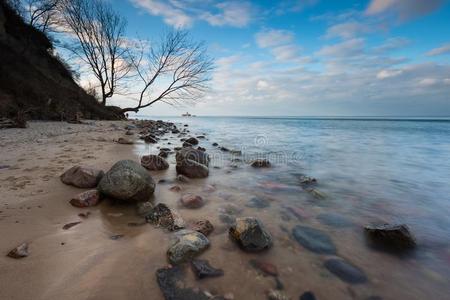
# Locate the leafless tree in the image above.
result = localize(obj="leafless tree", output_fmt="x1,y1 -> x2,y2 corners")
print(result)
121,31 -> 213,113
61,0 -> 132,106
9,0 -> 62,33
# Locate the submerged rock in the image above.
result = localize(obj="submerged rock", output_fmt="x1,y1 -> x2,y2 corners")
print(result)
229,217 -> 273,252
176,159 -> 209,178
324,258 -> 368,284
141,154 -> 169,171
156,266 -> 210,300
298,175 -> 317,187
167,230 -> 210,264
364,223 -> 416,251
7,242 -> 29,259
176,148 -> 210,166
136,201 -> 154,216
60,166 -> 104,188
98,160 -> 155,203
317,213 -> 353,228
191,259 -> 224,279
176,174 -> 190,183
70,190 -> 101,208
292,225 -> 336,254
249,259 -> 278,276
246,196 -> 270,208
185,137 -> 199,145
145,203 -> 185,231
251,159 -> 271,168
190,220 -> 214,236
180,194 -> 204,209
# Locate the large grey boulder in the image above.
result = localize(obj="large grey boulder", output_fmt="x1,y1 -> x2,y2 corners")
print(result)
98,160 -> 155,203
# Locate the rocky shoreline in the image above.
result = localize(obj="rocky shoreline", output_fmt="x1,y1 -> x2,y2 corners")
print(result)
0,119 -> 424,300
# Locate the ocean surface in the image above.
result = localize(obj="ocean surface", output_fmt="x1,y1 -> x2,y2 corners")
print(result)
136,116 -> 450,299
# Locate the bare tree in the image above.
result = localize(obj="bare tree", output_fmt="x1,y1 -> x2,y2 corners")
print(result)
9,0 -> 62,33
121,31 -> 213,113
61,0 -> 131,106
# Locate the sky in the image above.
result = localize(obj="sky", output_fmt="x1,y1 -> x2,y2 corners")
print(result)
105,0 -> 450,117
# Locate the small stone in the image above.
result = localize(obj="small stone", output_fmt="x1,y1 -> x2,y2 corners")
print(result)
63,221 -> 81,230
317,213 -> 353,228
144,135 -> 158,143
185,137 -> 199,145
219,146 -> 229,152
145,203 -> 185,231
110,234 -> 124,240
156,266 -> 210,300
191,220 -> 214,236
212,142 -> 219,146
364,223 -> 416,251
117,137 -> 133,144
223,293 -> 235,300
167,230 -> 210,264
70,190 -> 100,208
246,196 -> 270,208
203,184 -> 216,192
7,243 -> 29,259
136,201 -> 154,216
300,292 -> 316,300
251,159 -> 271,168
78,212 -> 91,218
229,217 -> 272,252
292,225 -> 336,254
170,185 -> 182,192
298,175 -> 317,187
177,174 -> 190,183
324,258 -> 368,284
180,194 -> 204,209
191,259 -> 224,279
125,130 -> 134,135
249,259 -> 278,276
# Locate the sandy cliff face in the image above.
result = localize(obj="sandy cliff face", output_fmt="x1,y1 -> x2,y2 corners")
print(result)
0,1 -> 122,120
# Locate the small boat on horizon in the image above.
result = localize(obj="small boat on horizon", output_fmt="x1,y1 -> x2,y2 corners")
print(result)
182,112 -> 196,117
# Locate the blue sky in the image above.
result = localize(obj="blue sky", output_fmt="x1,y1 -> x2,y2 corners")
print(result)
106,0 -> 450,116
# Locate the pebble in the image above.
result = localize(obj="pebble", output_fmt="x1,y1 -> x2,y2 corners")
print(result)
62,221 -> 81,230
180,194 -> 205,209
324,258 -> 368,284
7,242 -> 29,259
292,225 -> 336,254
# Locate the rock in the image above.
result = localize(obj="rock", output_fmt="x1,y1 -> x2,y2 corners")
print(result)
98,160 -> 155,203
191,259 -> 224,279
219,213 -> 235,225
267,290 -> 290,300
176,174 -> 190,183
167,230 -> 210,264
203,184 -> 216,192
324,258 -> 368,284
249,259 -> 278,276
197,146 -> 206,151
110,234 -> 124,240
125,124 -> 136,130
229,217 -> 272,252
7,243 -> 29,259
191,220 -> 214,236
70,190 -> 101,208
60,166 -> 104,188
185,137 -> 199,145
78,212 -> 91,218
159,151 -> 169,158
251,159 -> 271,168
180,194 -> 204,209
299,292 -> 316,300
146,203 -> 185,231
317,213 -> 353,228
63,221 -> 81,230
230,150 -> 242,156
292,225 -> 336,254
156,266 -> 210,300
144,135 -> 158,143
176,159 -> 209,178
182,141 -> 193,148
117,137 -> 133,144
169,185 -> 182,192
196,135 -> 206,139
141,155 -> 169,171
298,175 -> 317,187
136,201 -> 154,216
176,148 -> 210,166
246,196 -> 270,208
219,146 -> 229,152
125,130 -> 134,135
212,142 -> 218,146
364,223 -> 416,251
305,188 -> 326,199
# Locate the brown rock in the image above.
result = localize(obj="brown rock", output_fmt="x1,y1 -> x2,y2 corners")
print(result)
250,159 -> 271,168
70,190 -> 101,208
176,159 -> 209,178
60,166 -> 104,188
170,185 -> 182,192
180,194 -> 204,208
141,155 -> 169,171
117,137 -> 133,144
191,220 -> 214,236
249,259 -> 278,276
7,243 -> 29,259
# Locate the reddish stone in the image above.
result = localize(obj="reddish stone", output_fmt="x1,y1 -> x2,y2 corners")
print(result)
191,220 -> 214,236
70,190 -> 101,208
180,194 -> 204,209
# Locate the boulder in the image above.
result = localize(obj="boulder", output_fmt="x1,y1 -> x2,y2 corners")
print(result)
364,223 -> 416,251
250,159 -> 271,168
190,220 -> 214,236
292,225 -> 336,254
176,159 -> 209,178
70,190 -> 101,208
229,217 -> 272,252
167,230 -> 210,264
60,166 -> 104,188
97,160 -> 155,203
324,258 -> 368,284
176,148 -> 210,166
141,155 -> 169,171
180,194 -> 204,209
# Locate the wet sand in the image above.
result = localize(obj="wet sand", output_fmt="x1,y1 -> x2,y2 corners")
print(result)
0,121 -> 449,300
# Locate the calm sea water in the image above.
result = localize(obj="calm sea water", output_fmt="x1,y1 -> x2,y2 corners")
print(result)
138,116 -> 450,299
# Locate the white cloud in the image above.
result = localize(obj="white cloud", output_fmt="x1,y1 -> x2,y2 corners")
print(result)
130,0 -> 254,28
377,69 -> 403,79
426,43 -> 450,56
366,0 -> 444,20
325,22 -> 369,39
316,38 -> 365,58
255,29 -> 295,48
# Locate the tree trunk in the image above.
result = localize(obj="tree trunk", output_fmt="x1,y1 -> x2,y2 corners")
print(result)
120,107 -> 139,114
